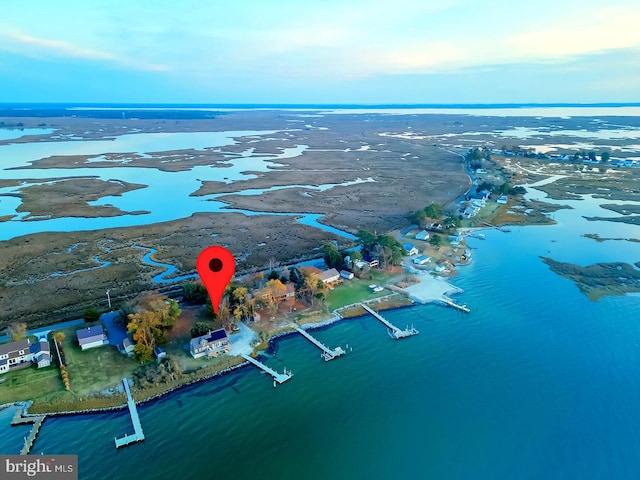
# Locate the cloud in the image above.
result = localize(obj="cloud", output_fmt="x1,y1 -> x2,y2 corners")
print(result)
505,6 -> 640,61
0,28 -> 169,72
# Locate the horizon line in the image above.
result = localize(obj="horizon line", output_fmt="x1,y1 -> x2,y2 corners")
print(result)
1,102 -> 640,109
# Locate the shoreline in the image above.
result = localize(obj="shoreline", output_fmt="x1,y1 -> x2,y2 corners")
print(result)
12,293 -> 418,417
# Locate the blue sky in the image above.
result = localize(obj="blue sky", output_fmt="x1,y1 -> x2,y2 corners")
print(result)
1,0 -> 639,104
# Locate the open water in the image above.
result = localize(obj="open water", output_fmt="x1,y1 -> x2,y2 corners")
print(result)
1,108 -> 640,478
2,190 -> 640,479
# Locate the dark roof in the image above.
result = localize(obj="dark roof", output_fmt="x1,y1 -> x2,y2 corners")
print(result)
207,329 -> 228,342
76,325 -> 104,342
0,339 -> 30,356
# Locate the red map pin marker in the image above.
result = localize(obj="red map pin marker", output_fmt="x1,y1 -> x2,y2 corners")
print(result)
196,246 -> 236,314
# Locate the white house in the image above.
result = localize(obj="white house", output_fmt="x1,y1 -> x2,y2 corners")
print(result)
30,341 -> 51,368
497,195 -> 508,204
189,329 -> 230,359
76,325 -> 108,350
402,243 -> 419,256
0,339 -> 33,374
415,230 -> 430,241
413,255 -> 431,265
319,268 -> 341,285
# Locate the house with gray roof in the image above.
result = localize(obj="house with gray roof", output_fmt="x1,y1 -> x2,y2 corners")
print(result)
0,338 -> 33,374
76,325 -> 108,350
30,341 -> 51,368
189,329 -> 230,359
319,268 -> 341,285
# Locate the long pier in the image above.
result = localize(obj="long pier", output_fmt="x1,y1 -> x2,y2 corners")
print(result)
241,354 -> 293,384
11,408 -> 46,455
115,379 -> 145,449
360,303 -> 419,339
481,221 -> 511,233
440,296 -> 471,313
295,327 -> 345,361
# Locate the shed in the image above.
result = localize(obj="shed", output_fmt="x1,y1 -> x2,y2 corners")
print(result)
340,270 -> 354,280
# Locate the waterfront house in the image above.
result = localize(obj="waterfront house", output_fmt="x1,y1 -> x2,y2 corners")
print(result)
497,195 -> 508,205
340,270 -> 354,280
413,255 -> 431,265
462,206 -> 476,218
189,328 -> 230,359
256,282 -> 296,302
402,243 -> 419,256
415,230 -> 430,241
0,339 -> 33,374
76,325 -> 108,350
319,268 -> 341,285
30,341 -> 51,368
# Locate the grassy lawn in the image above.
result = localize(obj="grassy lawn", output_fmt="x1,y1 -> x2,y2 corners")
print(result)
59,326 -> 138,396
0,364 -> 64,404
326,271 -> 393,311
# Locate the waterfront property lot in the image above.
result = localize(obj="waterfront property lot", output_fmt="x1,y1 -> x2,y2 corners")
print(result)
326,271 -> 393,311
59,326 -> 138,396
0,364 -> 63,404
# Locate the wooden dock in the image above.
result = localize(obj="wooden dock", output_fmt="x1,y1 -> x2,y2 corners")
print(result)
481,221 -> 511,233
115,379 -> 145,449
11,408 -> 46,455
241,354 -> 293,384
295,327 -> 345,361
440,296 -> 471,313
360,303 -> 419,339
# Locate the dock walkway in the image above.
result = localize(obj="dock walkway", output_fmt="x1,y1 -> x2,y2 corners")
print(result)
241,354 -> 293,384
11,408 -> 46,455
295,327 -> 345,361
440,296 -> 471,313
360,303 -> 419,339
115,379 -> 145,448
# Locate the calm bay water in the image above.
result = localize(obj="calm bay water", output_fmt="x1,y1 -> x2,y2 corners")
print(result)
2,196 -> 640,479
2,109 -> 640,478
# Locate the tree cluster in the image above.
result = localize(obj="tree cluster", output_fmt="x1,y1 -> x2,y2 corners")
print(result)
357,230 -> 406,269
126,293 -> 181,363
133,357 -> 182,389
412,203 -> 443,227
